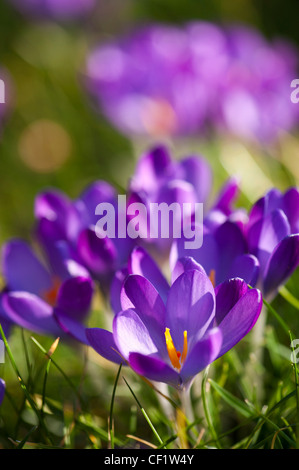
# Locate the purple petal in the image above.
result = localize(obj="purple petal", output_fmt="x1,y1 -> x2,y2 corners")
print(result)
171,256 -> 207,284
2,240 -> 52,296
77,180 -> 117,227
283,188 -> 299,233
215,278 -> 250,325
56,276 -> 93,321
35,189 -> 80,243
166,270 -> 215,350
113,309 -> 159,361
110,268 -> 128,314
120,275 -> 166,349
216,288 -> 263,358
2,292 -> 61,336
77,227 -> 117,280
128,352 -> 180,387
180,328 -> 222,383
128,247 -> 170,302
227,254 -> 260,286
55,310 -> 88,344
175,155 -> 212,202
0,379 -> 5,406
213,177 -> 240,215
263,234 -> 299,298
86,327 -> 123,364
214,221 -> 248,284
129,145 -> 173,194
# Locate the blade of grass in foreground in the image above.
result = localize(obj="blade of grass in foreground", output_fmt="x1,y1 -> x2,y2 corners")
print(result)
201,367 -> 221,449
30,336 -> 84,409
0,324 -> 52,444
109,362 -> 123,449
123,376 -> 166,449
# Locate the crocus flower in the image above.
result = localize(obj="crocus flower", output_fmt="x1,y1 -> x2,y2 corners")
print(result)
34,181 -> 134,288
9,0 -> 95,21
0,239 -> 93,337
86,256 -> 263,389
0,379 -> 5,406
84,24 -> 210,138
84,21 -> 299,143
245,187 -> 299,300
127,145 -> 242,257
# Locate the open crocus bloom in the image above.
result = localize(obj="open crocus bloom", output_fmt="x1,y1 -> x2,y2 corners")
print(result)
0,379 -> 5,406
35,181 -> 134,287
86,258 -> 262,389
0,239 -> 93,337
245,187 -> 299,300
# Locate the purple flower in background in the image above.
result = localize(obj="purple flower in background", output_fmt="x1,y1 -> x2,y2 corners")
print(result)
84,21 -> 299,142
0,379 -> 5,406
0,239 -> 93,337
212,24 -> 299,143
9,0 -> 95,21
86,258 -> 262,389
84,24 -> 212,137
245,187 -> 299,300
35,181 -> 134,288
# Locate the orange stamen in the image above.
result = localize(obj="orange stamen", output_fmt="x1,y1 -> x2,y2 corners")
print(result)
43,277 -> 61,307
165,328 -> 188,371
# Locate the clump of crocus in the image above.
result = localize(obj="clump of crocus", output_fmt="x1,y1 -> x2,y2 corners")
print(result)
0,239 -> 93,338
86,256 -> 263,389
9,0 -> 95,21
245,187 -> 299,300
34,181 -> 134,289
84,21 -> 299,143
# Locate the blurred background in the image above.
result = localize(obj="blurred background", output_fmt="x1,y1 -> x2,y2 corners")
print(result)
0,0 -> 299,246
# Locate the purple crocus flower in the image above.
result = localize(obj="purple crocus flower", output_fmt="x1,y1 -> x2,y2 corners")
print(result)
34,181 -> 134,288
0,239 -> 93,337
84,21 -> 299,142
84,23 -> 211,138
86,257 -> 263,389
245,187 -> 299,300
0,379 -> 5,406
9,0 -> 95,21
127,145 -> 241,257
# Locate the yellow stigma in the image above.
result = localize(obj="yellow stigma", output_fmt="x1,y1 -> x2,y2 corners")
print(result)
209,269 -> 216,288
165,328 -> 188,371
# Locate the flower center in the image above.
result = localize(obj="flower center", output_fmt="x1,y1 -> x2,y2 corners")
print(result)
42,277 -> 61,307
164,328 -> 188,371
209,269 -> 216,287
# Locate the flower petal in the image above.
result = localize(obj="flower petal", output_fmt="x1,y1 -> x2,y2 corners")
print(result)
56,276 -> 93,321
120,274 -> 166,347
113,309 -> 159,361
128,352 -> 180,387
128,247 -> 170,302
2,292 -> 61,336
180,327 -> 222,383
166,270 -> 215,350
2,240 -> 52,297
227,254 -> 260,286
86,327 -> 123,364
217,288 -> 263,358
263,234 -> 299,299
0,379 -> 5,406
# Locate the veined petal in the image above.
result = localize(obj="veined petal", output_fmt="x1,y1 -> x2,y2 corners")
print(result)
113,309 -> 159,362
166,270 -> 215,350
